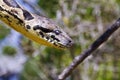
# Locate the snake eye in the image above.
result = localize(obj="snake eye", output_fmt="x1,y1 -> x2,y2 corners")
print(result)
53,30 -> 61,35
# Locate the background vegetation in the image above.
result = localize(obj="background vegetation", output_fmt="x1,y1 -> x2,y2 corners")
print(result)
0,0 -> 120,80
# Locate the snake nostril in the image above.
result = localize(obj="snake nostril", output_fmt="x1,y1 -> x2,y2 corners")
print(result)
66,40 -> 73,47
68,40 -> 72,43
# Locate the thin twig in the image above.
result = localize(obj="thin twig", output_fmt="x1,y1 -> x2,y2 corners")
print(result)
58,18 -> 120,80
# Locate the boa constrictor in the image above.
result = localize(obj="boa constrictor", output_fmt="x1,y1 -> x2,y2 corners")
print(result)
0,0 -> 73,49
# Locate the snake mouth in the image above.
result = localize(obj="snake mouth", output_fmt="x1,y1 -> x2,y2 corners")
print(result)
37,31 -> 73,49
65,40 -> 74,47
52,39 -> 74,49
42,36 -> 73,49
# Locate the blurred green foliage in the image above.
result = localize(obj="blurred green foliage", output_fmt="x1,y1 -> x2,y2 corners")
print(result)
3,46 -> 17,56
38,0 -> 59,17
0,25 -> 10,40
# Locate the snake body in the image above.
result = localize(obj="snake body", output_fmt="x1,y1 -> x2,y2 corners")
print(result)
0,0 -> 73,49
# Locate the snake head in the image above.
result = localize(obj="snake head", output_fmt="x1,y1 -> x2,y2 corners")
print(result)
0,0 -> 73,49
26,15 -> 73,49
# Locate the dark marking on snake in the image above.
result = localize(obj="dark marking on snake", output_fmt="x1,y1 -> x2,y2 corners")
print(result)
33,25 -> 53,33
39,27 -> 53,33
22,9 -> 34,20
39,32 -> 44,38
0,6 -> 4,11
33,25 -> 40,30
50,39 -> 53,42
42,21 -> 45,23
6,10 -> 23,25
0,14 -> 3,18
26,25 -> 31,29
3,0 -> 20,8
0,6 -> 23,25
51,35 -> 60,42
53,43 -> 58,46
46,36 -> 49,40
4,15 -> 12,22
11,9 -> 18,15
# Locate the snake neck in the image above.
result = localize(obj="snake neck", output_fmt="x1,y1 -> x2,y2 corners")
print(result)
0,0 -> 35,23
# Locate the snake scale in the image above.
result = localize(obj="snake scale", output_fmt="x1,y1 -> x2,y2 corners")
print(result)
0,0 -> 73,49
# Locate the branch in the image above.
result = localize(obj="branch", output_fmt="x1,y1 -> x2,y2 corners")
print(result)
58,18 -> 120,80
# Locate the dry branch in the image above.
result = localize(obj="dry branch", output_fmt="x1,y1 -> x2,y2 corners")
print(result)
58,18 -> 120,80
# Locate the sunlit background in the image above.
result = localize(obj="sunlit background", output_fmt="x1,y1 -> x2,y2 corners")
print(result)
0,0 -> 120,80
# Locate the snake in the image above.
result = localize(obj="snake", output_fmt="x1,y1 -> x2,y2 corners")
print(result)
0,0 -> 73,49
